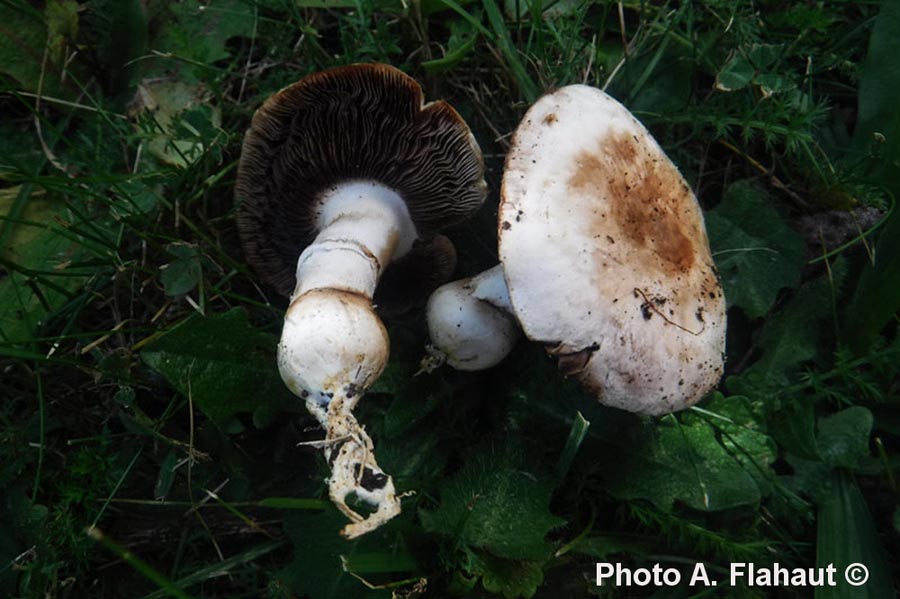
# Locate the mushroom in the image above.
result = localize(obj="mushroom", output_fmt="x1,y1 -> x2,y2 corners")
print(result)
236,64 -> 486,537
424,84 -> 725,415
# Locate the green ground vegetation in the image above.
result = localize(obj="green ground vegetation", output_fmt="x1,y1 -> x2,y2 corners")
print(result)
1,0 -> 899,597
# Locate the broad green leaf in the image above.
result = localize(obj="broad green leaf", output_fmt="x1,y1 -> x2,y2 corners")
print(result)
153,0 -> 254,68
768,398 -> 819,461
729,258 -> 847,388
601,411 -> 775,512
86,0 -> 148,95
0,0 -> 80,97
845,211 -> 900,353
706,180 -> 806,318
786,407 -> 874,504
756,73 -> 795,98
613,37 -> 693,114
419,440 -> 564,560
110,180 -> 160,219
373,422 -> 447,490
853,0 -> 900,190
130,80 -> 223,168
815,471 -> 894,599
784,454 -> 832,505
715,54 -> 754,92
690,395 -> 776,496
845,0 -> 900,357
816,407 -> 873,470
0,186 -> 91,344
160,243 -> 203,297
475,553 -> 544,599
747,44 -> 782,70
371,362 -> 446,439
140,308 -> 293,424
279,510 -> 401,599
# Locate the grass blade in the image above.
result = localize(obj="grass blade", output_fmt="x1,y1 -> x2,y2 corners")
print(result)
555,411 -> 590,479
481,0 -> 539,101
87,526 -> 198,599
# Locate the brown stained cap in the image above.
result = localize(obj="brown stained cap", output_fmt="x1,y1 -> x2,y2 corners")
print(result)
235,64 -> 487,298
497,85 -> 726,415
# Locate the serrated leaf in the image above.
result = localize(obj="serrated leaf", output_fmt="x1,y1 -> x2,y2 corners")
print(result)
706,180 -> 806,318
601,411 -> 775,512
475,553 -> 544,599
140,308 -> 292,424
420,440 -> 564,560
279,510 -> 403,599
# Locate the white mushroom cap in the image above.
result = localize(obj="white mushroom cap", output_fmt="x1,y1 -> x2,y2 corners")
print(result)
498,85 -> 725,415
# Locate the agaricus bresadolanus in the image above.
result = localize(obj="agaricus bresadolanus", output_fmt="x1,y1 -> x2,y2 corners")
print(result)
425,85 -> 725,415
236,64 -> 486,537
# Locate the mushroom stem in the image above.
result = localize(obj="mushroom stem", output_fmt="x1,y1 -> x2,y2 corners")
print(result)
293,181 -> 417,300
278,181 -> 416,537
423,264 -> 519,372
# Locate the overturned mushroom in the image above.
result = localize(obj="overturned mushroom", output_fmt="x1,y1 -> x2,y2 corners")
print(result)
236,64 -> 486,536
425,85 -> 725,415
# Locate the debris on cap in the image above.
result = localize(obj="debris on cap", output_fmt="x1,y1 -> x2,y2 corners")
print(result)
498,85 -> 726,415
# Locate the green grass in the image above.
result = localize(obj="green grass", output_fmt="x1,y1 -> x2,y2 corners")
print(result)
1,0 -> 899,597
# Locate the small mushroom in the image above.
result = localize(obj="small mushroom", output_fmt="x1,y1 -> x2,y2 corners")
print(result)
425,85 -> 725,415
236,64 -> 486,537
